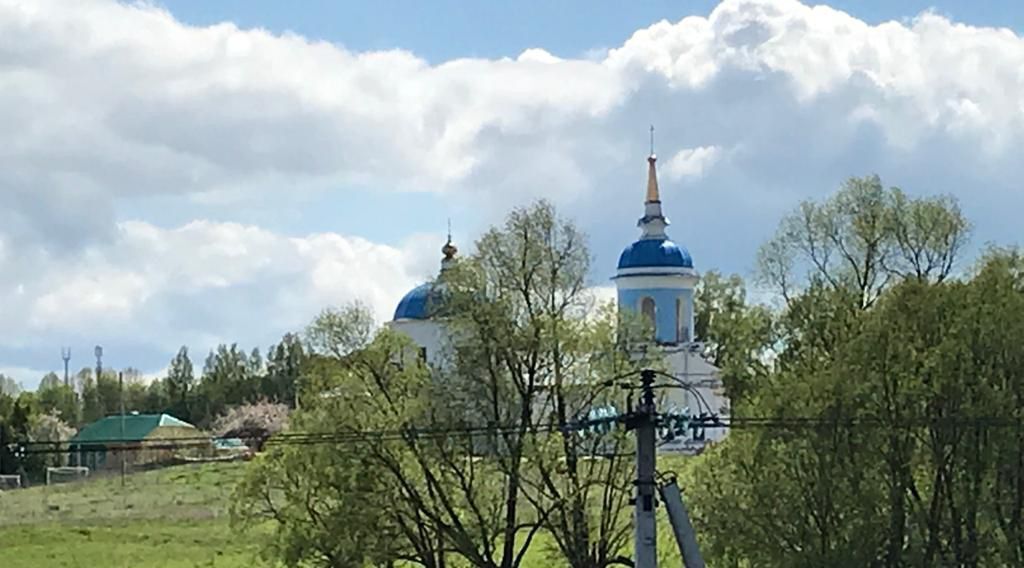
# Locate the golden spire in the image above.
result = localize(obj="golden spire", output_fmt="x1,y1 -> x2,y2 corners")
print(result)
645,125 -> 659,203
646,155 -> 660,203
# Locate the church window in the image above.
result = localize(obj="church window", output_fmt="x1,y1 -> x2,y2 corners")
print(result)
640,297 -> 656,329
676,298 -> 684,342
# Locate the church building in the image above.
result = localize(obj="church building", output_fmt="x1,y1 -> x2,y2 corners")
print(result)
389,149 -> 728,452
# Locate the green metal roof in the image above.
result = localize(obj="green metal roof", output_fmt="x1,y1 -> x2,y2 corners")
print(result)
71,413 -> 197,445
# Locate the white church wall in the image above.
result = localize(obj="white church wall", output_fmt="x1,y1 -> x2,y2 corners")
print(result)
388,319 -> 446,366
658,348 -> 729,453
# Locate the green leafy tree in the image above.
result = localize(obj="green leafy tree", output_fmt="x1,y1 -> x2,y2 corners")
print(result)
440,200 -> 640,568
304,302 -> 375,360
235,201 -> 640,568
78,368 -> 103,423
0,374 -> 22,396
246,347 -> 264,389
233,333 -> 423,568
690,177 -> 983,567
166,346 -> 195,417
195,344 -> 250,426
35,382 -> 78,425
264,334 -> 306,407
142,378 -> 171,414
95,370 -> 122,417
757,174 -> 969,309
37,372 -> 61,391
693,271 -> 774,406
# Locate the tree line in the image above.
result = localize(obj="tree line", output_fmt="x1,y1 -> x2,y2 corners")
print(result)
686,176 -> 1024,567
0,333 -> 306,478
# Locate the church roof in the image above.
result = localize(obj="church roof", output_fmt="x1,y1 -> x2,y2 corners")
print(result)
393,283 -> 438,320
393,232 -> 458,322
617,237 -> 693,270
617,138 -> 694,272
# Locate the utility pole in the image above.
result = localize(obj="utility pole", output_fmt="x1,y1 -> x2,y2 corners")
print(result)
119,371 -> 126,487
632,369 -> 658,568
660,476 -> 705,568
573,367 -> 713,568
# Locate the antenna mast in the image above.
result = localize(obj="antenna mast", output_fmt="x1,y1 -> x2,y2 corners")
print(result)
61,347 -> 71,388
94,345 -> 103,384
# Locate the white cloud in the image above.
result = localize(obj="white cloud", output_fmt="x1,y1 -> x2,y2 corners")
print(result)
664,146 -> 723,180
0,220 -> 430,379
4,0 -> 1024,386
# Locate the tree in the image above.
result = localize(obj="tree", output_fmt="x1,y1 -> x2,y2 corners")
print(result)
78,368 -> 97,423
757,175 -> 969,309
689,178 -> 986,567
0,392 -> 41,479
688,282 -> 877,567
213,400 -> 289,451
194,344 -> 250,426
439,200 -> 641,568
264,334 -> 306,407
246,347 -> 264,387
166,346 -> 194,416
94,370 -> 121,417
693,271 -> 774,406
0,374 -> 21,396
27,412 -> 75,469
142,378 -> 171,414
234,201 -> 641,568
232,354 -> 410,568
38,372 -> 61,391
304,302 -> 375,360
36,382 -> 78,425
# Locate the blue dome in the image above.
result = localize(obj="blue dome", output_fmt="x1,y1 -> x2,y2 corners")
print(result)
394,284 -> 436,320
394,282 -> 451,320
617,238 -> 693,270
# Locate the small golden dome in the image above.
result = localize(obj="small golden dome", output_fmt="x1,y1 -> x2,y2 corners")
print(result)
442,239 -> 457,260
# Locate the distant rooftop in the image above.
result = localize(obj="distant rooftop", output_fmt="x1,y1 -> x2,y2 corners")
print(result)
70,413 -> 197,445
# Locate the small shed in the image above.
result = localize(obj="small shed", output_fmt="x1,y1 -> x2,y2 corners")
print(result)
70,413 -> 201,470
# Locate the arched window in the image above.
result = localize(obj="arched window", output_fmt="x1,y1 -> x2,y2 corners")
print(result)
640,297 -> 656,331
676,298 -> 684,342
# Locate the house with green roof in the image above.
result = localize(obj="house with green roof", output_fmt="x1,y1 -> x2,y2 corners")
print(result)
71,413 -> 201,470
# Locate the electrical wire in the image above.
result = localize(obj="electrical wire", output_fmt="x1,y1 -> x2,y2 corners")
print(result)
18,414 -> 1024,456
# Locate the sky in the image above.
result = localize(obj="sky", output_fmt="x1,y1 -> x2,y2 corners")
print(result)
1,0 -> 1023,389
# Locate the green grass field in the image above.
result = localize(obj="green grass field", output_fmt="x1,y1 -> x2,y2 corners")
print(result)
0,462 -> 259,568
0,459 -> 693,567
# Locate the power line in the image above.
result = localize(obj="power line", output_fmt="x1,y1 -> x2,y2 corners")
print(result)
17,415 -> 1024,455
13,423 -> 564,455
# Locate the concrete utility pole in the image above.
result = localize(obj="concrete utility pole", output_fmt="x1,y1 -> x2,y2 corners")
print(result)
633,369 -> 658,568
574,367 -> 714,568
660,477 -> 705,568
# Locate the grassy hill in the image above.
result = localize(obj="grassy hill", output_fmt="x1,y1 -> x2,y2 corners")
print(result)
0,457 -> 696,567
0,462 -> 258,568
